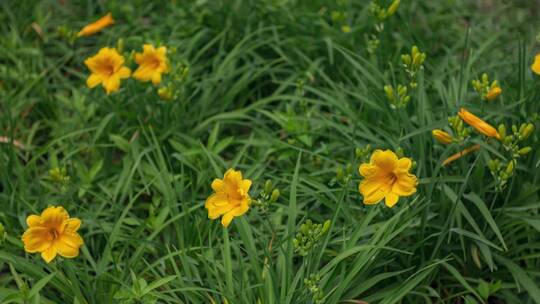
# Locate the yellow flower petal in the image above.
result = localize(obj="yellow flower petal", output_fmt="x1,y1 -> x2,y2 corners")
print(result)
211,179 -> 224,192
371,149 -> 398,170
221,212 -> 235,227
41,245 -> 58,263
64,218 -> 81,232
359,163 -> 378,178
103,76 -> 121,94
22,227 -> 52,253
385,193 -> 399,208
41,206 -> 69,228
86,74 -> 103,88
26,215 -> 41,227
56,232 -> 84,258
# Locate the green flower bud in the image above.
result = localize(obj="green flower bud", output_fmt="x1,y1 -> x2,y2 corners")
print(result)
270,189 -> 280,202
355,148 -> 362,159
321,220 -> 331,234
522,123 -> 534,140
384,85 -> 394,100
505,161 -> 514,175
336,166 -> 344,180
264,180 -> 273,194
116,38 -> 125,53
401,54 -> 411,66
518,147 -> 532,155
498,124 -> 506,140
512,125 -> 518,134
386,0 -> 401,16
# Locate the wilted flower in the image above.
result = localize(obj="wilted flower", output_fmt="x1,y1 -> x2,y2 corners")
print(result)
77,13 -> 114,37
442,144 -> 481,166
358,149 -> 418,207
133,44 -> 169,85
205,169 -> 252,227
21,206 -> 83,263
84,47 -> 131,94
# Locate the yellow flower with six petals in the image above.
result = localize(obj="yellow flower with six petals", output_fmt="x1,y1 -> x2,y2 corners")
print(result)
205,169 -> 252,227
84,47 -> 131,94
77,13 -> 114,37
359,150 -> 418,208
21,206 -> 84,263
133,44 -> 169,85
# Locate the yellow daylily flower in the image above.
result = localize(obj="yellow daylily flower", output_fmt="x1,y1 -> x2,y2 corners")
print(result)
21,206 -> 83,263
205,169 -> 252,227
84,47 -> 131,94
358,150 -> 418,208
133,44 -> 169,85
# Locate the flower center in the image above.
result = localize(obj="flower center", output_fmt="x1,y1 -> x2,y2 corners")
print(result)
387,172 -> 398,185
99,59 -> 116,76
49,228 -> 60,240
149,58 -> 161,69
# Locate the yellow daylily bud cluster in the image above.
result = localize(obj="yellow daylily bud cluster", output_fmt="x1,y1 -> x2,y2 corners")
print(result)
48,166 -> 70,193
488,159 -> 517,191
384,46 -> 426,108
498,122 -> 534,157
330,5 -> 352,34
355,144 -> 372,162
293,220 -> 331,256
304,273 -> 324,304
369,0 -> 401,22
49,167 -> 70,185
472,73 -> 502,101
447,115 -> 471,143
253,180 -> 280,213
366,0 -> 401,53
433,105 -> 534,191
384,84 -> 410,108
401,45 -> 427,89
495,122 -> 535,189
335,163 -> 354,185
